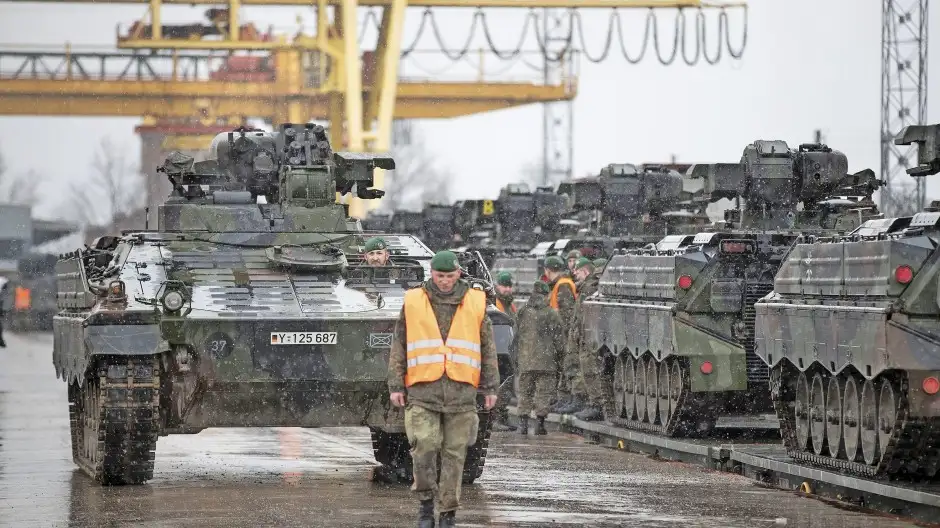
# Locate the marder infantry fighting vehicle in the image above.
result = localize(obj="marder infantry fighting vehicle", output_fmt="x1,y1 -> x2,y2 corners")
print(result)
52,124 -> 501,485
755,124 -> 940,478
585,142 -> 882,436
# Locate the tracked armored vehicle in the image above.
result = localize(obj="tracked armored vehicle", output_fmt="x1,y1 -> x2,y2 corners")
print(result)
586,142 -> 882,437
52,124 -> 499,485
755,124 -> 940,478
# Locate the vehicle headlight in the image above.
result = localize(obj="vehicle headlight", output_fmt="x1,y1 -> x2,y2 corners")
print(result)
162,290 -> 185,312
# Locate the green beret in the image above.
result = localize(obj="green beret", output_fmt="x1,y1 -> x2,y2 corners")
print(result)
543,255 -> 566,271
593,258 -> 608,268
496,271 -> 513,286
566,249 -> 582,259
575,256 -> 594,270
430,250 -> 459,272
364,237 -> 387,252
533,280 -> 550,294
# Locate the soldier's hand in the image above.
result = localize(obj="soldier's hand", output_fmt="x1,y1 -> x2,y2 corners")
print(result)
390,392 -> 406,407
484,394 -> 497,410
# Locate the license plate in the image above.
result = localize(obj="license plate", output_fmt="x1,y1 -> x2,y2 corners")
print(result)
270,332 -> 337,345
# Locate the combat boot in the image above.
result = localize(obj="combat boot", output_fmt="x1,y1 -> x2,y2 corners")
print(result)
519,417 -> 528,435
535,416 -> 547,435
490,408 -> 517,432
556,394 -> 587,415
439,510 -> 456,528
574,404 -> 604,422
418,499 -> 435,528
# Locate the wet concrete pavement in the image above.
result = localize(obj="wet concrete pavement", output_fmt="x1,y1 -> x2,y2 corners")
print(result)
0,332 -> 923,527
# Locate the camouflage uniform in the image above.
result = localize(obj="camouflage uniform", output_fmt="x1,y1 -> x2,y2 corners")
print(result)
387,278 -> 500,515
495,292 -> 517,323
547,273 -> 578,401
492,271 -> 518,432
511,283 -> 565,433
574,270 -> 613,420
0,279 -> 6,348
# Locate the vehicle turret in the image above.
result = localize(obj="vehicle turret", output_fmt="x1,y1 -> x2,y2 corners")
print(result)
157,123 -> 393,233
689,141 -> 883,231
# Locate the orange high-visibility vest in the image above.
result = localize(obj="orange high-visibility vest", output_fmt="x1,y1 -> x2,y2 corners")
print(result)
404,287 -> 486,388
14,286 -> 31,310
549,277 -> 577,310
495,298 -> 516,314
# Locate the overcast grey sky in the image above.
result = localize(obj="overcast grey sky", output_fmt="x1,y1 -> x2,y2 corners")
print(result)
0,0 -> 937,220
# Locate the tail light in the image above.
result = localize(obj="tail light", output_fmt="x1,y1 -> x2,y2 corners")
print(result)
700,361 -> 713,375
677,275 -> 693,290
895,265 -> 914,284
923,377 -> 939,395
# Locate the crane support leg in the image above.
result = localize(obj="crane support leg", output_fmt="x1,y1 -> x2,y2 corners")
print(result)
365,0 -> 405,150
339,0 -> 364,152
359,0 -> 405,216
150,0 -> 161,39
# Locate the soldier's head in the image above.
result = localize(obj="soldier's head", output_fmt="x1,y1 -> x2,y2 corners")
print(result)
430,250 -> 461,293
543,256 -> 567,281
573,257 -> 595,282
593,258 -> 608,270
363,237 -> 390,266
566,250 -> 582,272
495,271 -> 513,296
532,280 -> 550,300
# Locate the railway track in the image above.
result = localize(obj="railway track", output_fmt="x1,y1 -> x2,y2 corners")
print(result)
508,406 -> 940,527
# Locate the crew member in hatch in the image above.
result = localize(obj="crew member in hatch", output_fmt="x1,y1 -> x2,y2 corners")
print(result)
363,236 -> 392,266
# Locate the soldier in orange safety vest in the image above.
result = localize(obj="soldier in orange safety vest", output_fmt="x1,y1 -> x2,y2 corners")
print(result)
492,271 -> 517,320
0,278 -> 8,347
541,255 -> 579,412
388,250 -> 499,528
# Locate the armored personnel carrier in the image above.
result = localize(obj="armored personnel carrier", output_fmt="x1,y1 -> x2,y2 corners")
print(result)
585,141 -> 882,436
52,124 -> 500,485
755,124 -> 940,478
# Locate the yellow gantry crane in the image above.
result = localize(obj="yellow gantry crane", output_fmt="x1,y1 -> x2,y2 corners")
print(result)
0,0 -> 744,218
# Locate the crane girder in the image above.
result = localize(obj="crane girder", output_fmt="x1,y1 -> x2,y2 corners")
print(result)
0,0 -> 741,219
0,0 -> 743,7
0,77 -> 573,120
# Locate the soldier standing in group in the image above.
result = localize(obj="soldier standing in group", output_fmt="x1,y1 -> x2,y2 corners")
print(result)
493,271 -> 517,319
512,280 -> 565,435
541,256 -> 579,412
565,249 -> 581,275
388,250 -> 499,528
569,258 -> 612,421
0,278 -> 7,348
490,270 -> 517,433
363,236 -> 392,266
554,257 -> 597,415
